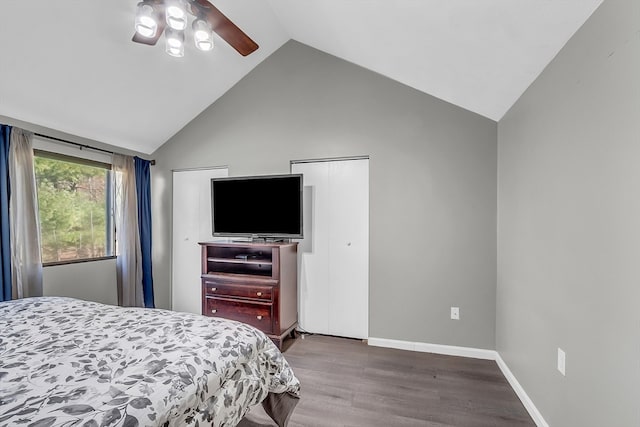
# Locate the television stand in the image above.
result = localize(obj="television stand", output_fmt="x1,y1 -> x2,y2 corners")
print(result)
199,241 -> 298,349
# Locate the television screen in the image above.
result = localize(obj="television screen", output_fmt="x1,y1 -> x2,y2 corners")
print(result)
211,174 -> 303,238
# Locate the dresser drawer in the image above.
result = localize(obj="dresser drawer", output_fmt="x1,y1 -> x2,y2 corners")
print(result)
205,297 -> 273,334
203,281 -> 273,301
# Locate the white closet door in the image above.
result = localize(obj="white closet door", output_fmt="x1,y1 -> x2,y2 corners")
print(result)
293,159 -> 369,339
172,167 -> 228,314
328,159 -> 369,339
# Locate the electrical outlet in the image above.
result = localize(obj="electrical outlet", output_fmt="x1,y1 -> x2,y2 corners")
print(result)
557,348 -> 566,376
450,307 -> 460,320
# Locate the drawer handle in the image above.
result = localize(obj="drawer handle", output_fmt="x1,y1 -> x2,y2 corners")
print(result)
211,309 -> 217,314
210,287 -> 217,292
256,292 -> 263,297
256,315 -> 263,320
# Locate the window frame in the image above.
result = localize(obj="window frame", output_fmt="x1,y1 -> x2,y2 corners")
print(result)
33,149 -> 116,267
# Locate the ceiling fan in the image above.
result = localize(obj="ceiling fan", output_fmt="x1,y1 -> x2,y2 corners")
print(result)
132,0 -> 259,57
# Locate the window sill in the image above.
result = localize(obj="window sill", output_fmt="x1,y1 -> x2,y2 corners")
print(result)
43,256 -> 116,267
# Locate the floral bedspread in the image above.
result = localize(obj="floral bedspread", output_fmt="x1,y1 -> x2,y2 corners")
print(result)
0,297 -> 300,427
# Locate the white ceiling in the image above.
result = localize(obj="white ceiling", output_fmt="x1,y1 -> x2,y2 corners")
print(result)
0,0 -> 602,154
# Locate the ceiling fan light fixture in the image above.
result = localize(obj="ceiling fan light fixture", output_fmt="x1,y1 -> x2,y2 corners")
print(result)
132,0 -> 258,57
195,39 -> 214,51
193,18 -> 214,51
165,28 -> 185,57
134,2 -> 158,38
166,1 -> 187,31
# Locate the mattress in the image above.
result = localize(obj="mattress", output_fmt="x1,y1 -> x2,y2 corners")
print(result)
0,297 -> 300,426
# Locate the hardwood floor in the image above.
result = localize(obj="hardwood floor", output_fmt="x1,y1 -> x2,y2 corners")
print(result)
240,334 -> 534,427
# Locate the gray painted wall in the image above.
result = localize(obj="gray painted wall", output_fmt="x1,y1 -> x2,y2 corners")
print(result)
151,41 -> 497,349
496,0 -> 640,425
0,115 -> 144,158
43,259 -> 117,306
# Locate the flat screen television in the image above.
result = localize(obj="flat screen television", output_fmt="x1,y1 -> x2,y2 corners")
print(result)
211,174 -> 303,239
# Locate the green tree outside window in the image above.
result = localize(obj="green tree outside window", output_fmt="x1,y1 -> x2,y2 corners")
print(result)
34,155 -> 112,263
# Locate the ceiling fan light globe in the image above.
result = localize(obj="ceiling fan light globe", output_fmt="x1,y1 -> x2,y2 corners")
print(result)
135,3 -> 157,38
195,39 -> 213,51
192,18 -> 210,35
166,5 -> 185,18
192,19 -> 213,51
135,17 -> 157,38
194,29 -> 209,41
166,45 -> 184,57
166,5 -> 187,30
167,38 -> 182,49
166,38 -> 184,57
136,25 -> 156,38
167,16 -> 187,31
165,27 -> 185,57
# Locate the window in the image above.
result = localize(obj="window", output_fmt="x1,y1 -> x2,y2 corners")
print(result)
34,151 -> 114,264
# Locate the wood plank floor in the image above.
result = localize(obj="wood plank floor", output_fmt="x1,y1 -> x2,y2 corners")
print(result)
239,334 -> 534,427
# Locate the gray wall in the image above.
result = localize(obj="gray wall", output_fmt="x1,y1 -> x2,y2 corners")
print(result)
43,259 -> 117,305
0,115 -> 144,158
151,41 -> 498,349
496,0 -> 640,425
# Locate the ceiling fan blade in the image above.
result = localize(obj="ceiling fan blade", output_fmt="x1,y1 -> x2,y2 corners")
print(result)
132,6 -> 166,46
193,0 -> 259,56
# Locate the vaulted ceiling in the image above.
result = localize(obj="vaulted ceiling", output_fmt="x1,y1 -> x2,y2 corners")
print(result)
0,0 -> 602,154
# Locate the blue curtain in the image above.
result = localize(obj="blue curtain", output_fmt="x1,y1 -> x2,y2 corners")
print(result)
134,157 -> 154,308
0,125 -> 12,302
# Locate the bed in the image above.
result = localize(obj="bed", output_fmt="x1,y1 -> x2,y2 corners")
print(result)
0,297 -> 300,426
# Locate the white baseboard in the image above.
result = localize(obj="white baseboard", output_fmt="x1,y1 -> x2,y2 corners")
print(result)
495,354 -> 549,427
367,337 -> 549,427
367,337 -> 496,360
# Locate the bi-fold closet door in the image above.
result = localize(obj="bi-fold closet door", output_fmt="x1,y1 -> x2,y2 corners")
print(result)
172,167 -> 228,315
292,158 -> 369,339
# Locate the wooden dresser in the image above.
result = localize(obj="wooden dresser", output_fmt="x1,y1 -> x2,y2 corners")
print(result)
199,241 -> 298,348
